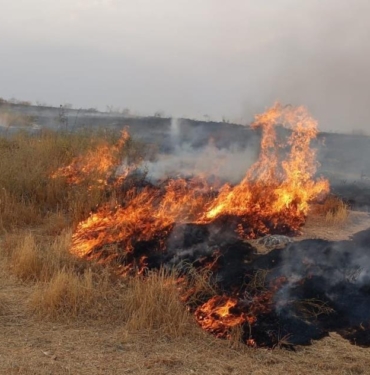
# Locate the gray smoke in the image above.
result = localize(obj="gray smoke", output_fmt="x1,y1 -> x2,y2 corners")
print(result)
143,118 -> 259,183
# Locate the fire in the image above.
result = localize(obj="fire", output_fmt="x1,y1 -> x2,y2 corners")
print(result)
194,296 -> 247,338
69,104 -> 329,259
51,129 -> 130,186
201,103 -> 329,236
194,277 -> 289,341
53,104 -> 332,345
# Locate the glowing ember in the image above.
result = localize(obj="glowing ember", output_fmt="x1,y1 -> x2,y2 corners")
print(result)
194,296 -> 247,338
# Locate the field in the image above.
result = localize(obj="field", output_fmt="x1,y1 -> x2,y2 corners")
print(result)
1,109 -> 370,374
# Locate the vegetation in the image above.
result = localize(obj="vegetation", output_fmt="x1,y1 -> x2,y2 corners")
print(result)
319,195 -> 349,225
0,129 -> 369,374
0,129 -> 194,331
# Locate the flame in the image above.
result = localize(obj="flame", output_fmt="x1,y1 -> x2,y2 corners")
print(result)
51,129 -> 130,186
69,104 -> 329,259
194,296 -> 247,338
202,103 -> 329,236
194,277 -> 288,340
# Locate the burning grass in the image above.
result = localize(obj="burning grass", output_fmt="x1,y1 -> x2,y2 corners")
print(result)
0,128 -> 140,232
3,103 -> 370,352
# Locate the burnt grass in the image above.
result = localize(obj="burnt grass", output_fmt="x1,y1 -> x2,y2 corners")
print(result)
86,216 -> 370,349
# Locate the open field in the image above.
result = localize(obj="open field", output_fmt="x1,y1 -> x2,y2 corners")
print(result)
1,109 -> 370,374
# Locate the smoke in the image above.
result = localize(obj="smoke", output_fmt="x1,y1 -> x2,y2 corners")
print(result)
143,118 -> 259,183
170,117 -> 180,145
239,1 -> 370,133
265,232 -> 370,328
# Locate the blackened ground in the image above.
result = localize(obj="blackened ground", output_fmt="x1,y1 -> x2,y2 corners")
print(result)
85,217 -> 370,348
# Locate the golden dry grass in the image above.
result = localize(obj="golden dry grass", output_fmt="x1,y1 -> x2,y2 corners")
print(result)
323,196 -> 349,224
0,129 -> 128,232
312,195 -> 349,226
1,129 -> 370,374
6,230 -> 81,282
123,270 -> 192,337
3,228 -> 192,337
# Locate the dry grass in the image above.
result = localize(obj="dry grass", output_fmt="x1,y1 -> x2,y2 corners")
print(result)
29,268 -> 111,319
314,195 -> 349,225
324,196 -> 349,225
6,230 -> 82,282
124,270 -> 192,337
3,228 -> 191,337
0,129 -> 129,232
1,129 -> 370,374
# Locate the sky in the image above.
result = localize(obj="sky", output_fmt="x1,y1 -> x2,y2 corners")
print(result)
0,0 -> 369,131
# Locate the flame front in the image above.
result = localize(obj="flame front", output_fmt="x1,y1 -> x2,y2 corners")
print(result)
70,103 -> 329,258
51,129 -> 130,186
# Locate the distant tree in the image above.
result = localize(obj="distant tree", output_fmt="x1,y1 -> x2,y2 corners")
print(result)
121,108 -> 131,117
86,107 -> 98,113
19,100 -> 32,106
58,105 -> 69,129
154,110 -> 164,118
106,105 -> 121,114
8,97 -> 19,104
36,100 -> 49,107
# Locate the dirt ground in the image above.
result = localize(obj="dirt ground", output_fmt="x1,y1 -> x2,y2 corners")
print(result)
1,212 -> 370,375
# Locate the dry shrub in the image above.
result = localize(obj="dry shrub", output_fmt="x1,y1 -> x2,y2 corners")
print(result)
313,195 -> 349,225
228,325 -> 247,350
0,129 -> 130,231
29,267 -> 193,339
322,195 -> 349,225
124,269 -> 192,337
293,298 -> 334,320
8,230 -> 84,282
180,265 -> 217,307
29,268 -> 113,319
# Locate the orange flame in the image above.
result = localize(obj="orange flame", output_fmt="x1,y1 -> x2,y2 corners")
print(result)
194,296 -> 247,338
202,103 -> 329,235
51,129 -> 130,186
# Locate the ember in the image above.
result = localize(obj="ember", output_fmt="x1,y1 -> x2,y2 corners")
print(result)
51,103 -> 370,348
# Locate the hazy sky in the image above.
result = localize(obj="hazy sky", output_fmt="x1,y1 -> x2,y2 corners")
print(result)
1,0 -> 369,131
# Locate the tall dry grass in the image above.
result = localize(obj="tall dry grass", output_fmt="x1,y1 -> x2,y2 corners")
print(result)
7,230 -> 81,282
3,224 -> 193,338
0,129 -> 135,232
124,270 -> 192,337
322,195 -> 349,225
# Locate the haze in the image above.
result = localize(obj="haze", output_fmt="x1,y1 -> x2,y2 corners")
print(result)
1,0 -> 369,131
